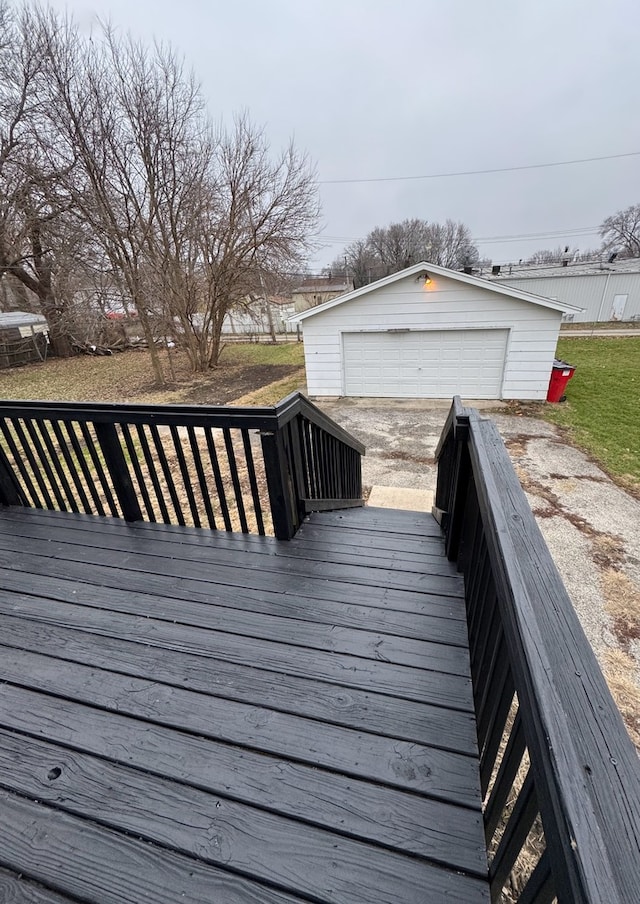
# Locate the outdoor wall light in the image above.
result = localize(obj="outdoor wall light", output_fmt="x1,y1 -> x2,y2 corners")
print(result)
423,273 -> 432,287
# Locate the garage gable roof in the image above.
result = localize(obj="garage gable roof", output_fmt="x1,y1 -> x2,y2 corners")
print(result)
290,261 -> 583,321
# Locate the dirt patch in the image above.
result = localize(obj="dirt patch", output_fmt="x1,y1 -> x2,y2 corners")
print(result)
513,462 -> 627,556
178,364 -> 302,406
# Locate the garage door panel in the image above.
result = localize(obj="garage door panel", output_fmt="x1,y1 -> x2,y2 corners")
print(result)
342,329 -> 508,398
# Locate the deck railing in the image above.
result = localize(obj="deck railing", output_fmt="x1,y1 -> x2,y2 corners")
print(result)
0,392 -> 363,540
435,397 -> 640,904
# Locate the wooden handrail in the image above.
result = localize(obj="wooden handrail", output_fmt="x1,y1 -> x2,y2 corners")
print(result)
435,398 -> 640,903
273,392 -> 366,454
0,392 -> 364,540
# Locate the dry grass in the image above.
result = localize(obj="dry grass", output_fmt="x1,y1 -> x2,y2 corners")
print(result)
0,344 -> 305,406
603,649 -> 640,748
232,369 -> 307,406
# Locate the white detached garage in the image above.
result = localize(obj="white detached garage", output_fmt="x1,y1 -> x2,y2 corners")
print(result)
292,262 -> 580,401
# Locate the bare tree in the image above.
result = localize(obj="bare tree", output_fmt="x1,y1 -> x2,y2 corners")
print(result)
329,217 -> 479,287
30,10 -> 318,377
600,204 -> 640,258
0,2 -> 79,356
192,116 -> 319,369
328,239 -> 378,288
424,220 -> 479,269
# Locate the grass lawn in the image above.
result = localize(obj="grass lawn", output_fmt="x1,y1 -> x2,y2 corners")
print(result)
0,341 -> 306,407
542,337 -> 640,492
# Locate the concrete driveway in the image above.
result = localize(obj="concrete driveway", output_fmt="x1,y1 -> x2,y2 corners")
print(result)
322,397 -> 640,746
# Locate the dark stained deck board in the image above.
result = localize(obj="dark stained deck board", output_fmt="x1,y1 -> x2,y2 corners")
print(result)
310,507 -> 445,536
0,590 -> 470,677
0,527 -> 464,596
0,506 -> 489,903
7,506 -> 447,555
0,731 -> 488,900
0,603 -> 471,706
0,626 -> 477,752
0,565 -> 468,641
0,538 -> 464,612
0,509 -> 451,571
0,867 -> 86,904
0,791 -> 488,904
0,685 -> 483,869
0,792 -> 316,904
0,651 -> 479,800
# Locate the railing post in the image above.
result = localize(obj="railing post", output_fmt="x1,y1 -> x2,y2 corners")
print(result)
445,415 -> 471,562
94,422 -> 143,522
0,443 -> 25,507
260,428 -> 298,540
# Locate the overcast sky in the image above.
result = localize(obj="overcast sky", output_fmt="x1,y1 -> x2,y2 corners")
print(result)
49,0 -> 640,270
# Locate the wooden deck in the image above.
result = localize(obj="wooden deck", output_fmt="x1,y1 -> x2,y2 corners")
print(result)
0,504 -> 489,904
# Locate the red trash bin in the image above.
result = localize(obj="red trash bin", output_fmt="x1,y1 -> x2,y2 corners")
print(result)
547,358 -> 576,402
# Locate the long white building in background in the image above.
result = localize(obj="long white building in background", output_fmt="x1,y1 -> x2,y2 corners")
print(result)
485,258 -> 640,322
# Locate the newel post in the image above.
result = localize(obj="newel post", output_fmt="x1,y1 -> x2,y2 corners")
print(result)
260,427 -> 298,540
94,422 -> 143,522
0,442 -> 26,507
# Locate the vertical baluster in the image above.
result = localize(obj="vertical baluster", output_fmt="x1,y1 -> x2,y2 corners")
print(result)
187,427 -> 216,530
79,423 -> 119,516
63,421 -> 105,516
302,419 -> 317,498
333,437 -> 342,497
483,711 -> 526,839
469,565 -> 497,673
223,428 -> 248,533
489,772 -> 538,899
121,424 -> 155,521
50,421 -> 91,514
242,430 -> 264,536
135,424 -> 170,523
0,421 -> 40,506
296,419 -> 310,500
314,426 -> 326,497
37,420 -> 79,512
479,673 -> 515,798
321,432 -> 330,497
169,425 -> 200,528
204,428 -> 232,531
148,424 -> 184,525
24,420 -> 65,511
11,418 -> 55,509
517,850 -> 554,904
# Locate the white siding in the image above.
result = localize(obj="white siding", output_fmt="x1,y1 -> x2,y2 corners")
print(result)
301,273 -> 562,400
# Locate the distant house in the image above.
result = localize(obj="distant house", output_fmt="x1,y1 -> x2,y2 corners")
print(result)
291,276 -> 354,314
222,296 -> 297,336
486,257 -> 640,322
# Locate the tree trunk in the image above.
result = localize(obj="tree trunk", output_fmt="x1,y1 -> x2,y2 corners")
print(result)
39,294 -> 76,358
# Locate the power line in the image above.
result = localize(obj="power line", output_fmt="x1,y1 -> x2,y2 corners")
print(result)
318,150 -> 640,185
317,225 -> 603,248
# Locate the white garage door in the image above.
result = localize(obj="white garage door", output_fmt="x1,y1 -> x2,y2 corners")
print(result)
342,329 -> 508,398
